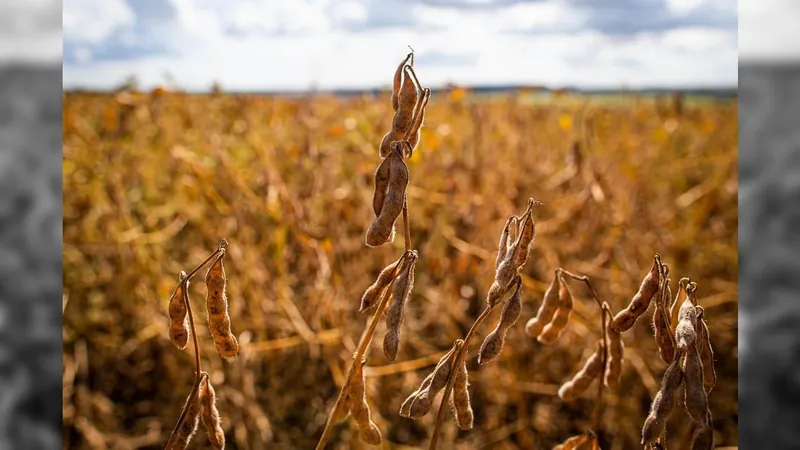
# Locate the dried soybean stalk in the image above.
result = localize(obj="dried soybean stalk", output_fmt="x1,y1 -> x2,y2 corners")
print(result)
610,254 -> 661,332
478,276 -> 522,365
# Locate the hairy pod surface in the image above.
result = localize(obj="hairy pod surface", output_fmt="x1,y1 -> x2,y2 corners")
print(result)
199,375 -> 225,449
451,359 -> 473,430
675,299 -> 698,351
205,250 -> 238,358
682,344 -> 709,424
384,254 -> 417,361
168,273 -> 190,350
641,356 -> 684,445
166,374 -> 206,450
407,340 -> 462,418
670,277 -> 690,335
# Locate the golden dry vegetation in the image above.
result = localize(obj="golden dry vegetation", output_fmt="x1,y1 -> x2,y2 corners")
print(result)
62,87 -> 737,449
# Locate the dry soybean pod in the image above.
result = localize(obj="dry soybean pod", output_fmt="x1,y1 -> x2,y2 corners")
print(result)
449,359 -> 473,430
391,52 -> 414,112
405,87 -> 432,156
641,354 -> 684,445
205,249 -> 239,358
478,276 -> 522,365
168,271 -> 190,350
379,65 -> 420,157
610,254 -> 661,332
525,270 -> 560,338
366,144 -> 409,247
690,417 -> 714,450
495,217 -> 515,271
653,266 -> 676,364
165,373 -> 206,450
360,253 -> 405,313
512,199 -> 537,270
558,341 -> 604,401
407,340 -> 462,418
199,373 -> 225,449
670,277 -> 690,335
372,150 -> 395,217
604,326 -> 624,388
400,371 -> 434,418
349,358 -> 381,445
675,285 -> 698,351
538,274 -> 573,345
681,343 -> 709,424
695,306 -> 716,394
384,252 -> 417,361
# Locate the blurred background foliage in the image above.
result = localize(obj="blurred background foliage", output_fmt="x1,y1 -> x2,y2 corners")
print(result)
62,86 -> 736,449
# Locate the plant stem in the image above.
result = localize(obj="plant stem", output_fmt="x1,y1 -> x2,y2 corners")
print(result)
402,202 -> 411,252
315,256 -> 406,450
164,274 -> 205,448
428,304 -> 494,450
557,268 -> 609,434
185,239 -> 227,281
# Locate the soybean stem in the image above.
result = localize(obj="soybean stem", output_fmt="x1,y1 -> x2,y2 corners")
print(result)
185,239 -> 227,281
402,201 -> 411,252
316,257 -> 405,450
557,268 -> 609,434
428,304 -> 494,450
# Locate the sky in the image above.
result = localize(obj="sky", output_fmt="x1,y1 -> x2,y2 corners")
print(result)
0,0 -> 791,91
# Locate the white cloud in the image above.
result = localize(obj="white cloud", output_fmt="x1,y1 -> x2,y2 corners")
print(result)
63,0 -> 134,43
62,0 -> 738,90
740,0 -> 800,60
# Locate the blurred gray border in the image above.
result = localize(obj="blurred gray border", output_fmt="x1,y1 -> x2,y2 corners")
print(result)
739,63 -> 800,449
